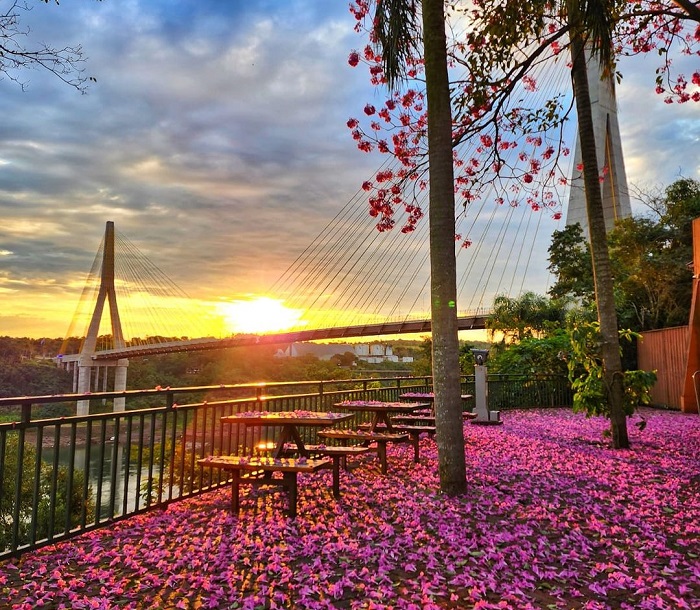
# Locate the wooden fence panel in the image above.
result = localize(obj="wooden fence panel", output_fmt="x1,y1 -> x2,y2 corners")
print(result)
638,326 -> 689,410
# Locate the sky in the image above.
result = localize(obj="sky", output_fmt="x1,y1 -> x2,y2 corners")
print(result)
0,0 -> 698,341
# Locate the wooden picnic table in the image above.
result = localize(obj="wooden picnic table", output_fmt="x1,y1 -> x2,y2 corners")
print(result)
334,400 -> 430,432
220,411 -> 353,458
198,455 -> 331,518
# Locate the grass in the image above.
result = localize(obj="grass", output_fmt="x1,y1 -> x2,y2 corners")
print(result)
2,407 -> 699,609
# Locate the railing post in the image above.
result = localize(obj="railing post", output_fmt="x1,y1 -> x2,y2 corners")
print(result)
21,403 -> 31,424
11,404 -> 32,551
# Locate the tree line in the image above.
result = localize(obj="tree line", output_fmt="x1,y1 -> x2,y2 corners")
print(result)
485,178 -> 700,425
0,337 -> 426,406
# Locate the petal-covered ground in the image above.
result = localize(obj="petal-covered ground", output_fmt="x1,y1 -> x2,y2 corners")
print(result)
2,408 -> 699,609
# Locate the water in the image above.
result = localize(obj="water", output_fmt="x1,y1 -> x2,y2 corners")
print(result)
49,442 -> 159,518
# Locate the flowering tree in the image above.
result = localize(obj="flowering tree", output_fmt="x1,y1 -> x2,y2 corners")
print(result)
348,0 -> 698,448
348,1 -> 697,234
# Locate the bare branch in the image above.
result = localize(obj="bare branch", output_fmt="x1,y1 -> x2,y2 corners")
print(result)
0,0 -> 92,93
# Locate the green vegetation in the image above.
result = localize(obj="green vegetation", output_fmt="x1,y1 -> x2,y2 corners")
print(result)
567,321 -> 656,423
485,179 -> 698,427
0,336 -> 430,405
0,434 -> 94,550
548,178 -> 700,332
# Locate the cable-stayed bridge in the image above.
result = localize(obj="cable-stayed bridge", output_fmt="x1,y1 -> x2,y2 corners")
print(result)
56,54 -> 631,414
56,217 -> 497,413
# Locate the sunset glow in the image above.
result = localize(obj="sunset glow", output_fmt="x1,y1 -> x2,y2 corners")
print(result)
218,297 -> 306,334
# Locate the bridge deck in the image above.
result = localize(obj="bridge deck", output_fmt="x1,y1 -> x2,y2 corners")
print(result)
87,315 -> 488,360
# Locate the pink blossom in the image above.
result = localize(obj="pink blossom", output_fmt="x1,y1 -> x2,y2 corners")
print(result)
3,408 -> 699,609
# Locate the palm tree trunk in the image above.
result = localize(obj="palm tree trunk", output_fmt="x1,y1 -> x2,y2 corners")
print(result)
568,11 -> 629,448
422,0 -> 468,490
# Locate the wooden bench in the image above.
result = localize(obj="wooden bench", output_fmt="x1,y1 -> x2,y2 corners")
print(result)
392,424 -> 436,462
410,409 -> 433,417
318,429 -> 409,474
391,414 -> 436,425
394,412 -> 477,421
198,455 -> 331,518
278,443 -> 371,497
358,422 -> 436,461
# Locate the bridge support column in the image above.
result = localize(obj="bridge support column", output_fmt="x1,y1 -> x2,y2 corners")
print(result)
113,359 -> 129,411
72,361 -> 79,392
76,357 -> 94,416
566,49 -> 631,234
71,221 -> 128,415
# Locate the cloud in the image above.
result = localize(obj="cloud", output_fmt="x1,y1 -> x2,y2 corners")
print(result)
0,1 -> 697,339
616,51 -> 700,199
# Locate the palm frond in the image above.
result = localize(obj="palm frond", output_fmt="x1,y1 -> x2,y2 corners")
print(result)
373,0 -> 421,91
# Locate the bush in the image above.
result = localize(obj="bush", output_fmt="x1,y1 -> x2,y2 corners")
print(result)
1,434 -> 95,552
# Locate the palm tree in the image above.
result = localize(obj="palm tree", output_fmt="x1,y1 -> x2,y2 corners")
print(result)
487,292 -> 566,344
373,0 -> 466,494
566,0 -> 629,447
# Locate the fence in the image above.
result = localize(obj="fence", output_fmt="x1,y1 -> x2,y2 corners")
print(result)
0,374 -> 570,559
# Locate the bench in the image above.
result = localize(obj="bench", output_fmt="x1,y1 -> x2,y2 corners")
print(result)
391,414 -> 436,425
198,455 -> 331,518
358,422 -> 436,462
392,424 -> 436,462
394,411 -> 477,421
358,415 -> 436,464
277,443 -> 371,497
318,429 -> 409,474
357,422 -> 389,431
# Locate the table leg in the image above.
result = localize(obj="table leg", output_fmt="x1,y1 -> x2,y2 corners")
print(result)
283,471 -> 298,518
372,412 -> 393,432
377,441 -> 388,474
275,425 -> 308,458
411,432 -> 420,463
231,470 -> 241,515
332,457 -> 340,498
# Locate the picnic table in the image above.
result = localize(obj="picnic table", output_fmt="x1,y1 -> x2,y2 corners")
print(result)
334,400 -> 430,432
315,401 -> 431,474
202,411 -> 355,516
220,410 -> 353,458
198,455 -> 331,518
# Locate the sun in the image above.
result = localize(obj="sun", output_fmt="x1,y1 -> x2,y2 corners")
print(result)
218,296 -> 306,334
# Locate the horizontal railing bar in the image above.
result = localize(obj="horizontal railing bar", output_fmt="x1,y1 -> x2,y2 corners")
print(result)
0,376 -> 430,408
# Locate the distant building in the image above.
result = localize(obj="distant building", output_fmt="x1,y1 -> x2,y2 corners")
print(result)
274,342 -> 413,364
356,343 -> 397,364
274,343 -> 356,360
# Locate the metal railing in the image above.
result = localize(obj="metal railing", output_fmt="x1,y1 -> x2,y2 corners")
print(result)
0,376 -> 433,559
0,374 -> 570,559
479,374 -> 573,409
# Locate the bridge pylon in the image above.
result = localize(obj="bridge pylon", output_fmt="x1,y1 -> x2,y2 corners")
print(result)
565,51 -> 632,235
73,221 -> 129,415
